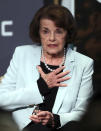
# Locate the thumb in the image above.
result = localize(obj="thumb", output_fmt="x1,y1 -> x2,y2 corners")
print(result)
37,66 -> 45,77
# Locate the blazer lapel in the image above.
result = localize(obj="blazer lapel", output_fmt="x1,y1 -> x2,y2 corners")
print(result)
52,48 -> 75,114
28,46 -> 42,82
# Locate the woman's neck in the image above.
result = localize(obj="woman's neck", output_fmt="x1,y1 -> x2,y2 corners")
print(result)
41,50 -> 65,66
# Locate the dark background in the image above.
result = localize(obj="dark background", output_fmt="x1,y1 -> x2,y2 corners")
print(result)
75,0 -> 101,92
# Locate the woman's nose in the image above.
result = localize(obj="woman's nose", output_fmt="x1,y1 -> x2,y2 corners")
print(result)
49,32 -> 55,41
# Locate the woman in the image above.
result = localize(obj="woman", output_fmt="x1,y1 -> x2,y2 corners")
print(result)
0,5 -> 94,131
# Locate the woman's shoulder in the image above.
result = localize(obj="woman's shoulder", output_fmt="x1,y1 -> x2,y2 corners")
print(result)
12,44 -> 41,59
15,44 -> 41,52
71,49 -> 94,65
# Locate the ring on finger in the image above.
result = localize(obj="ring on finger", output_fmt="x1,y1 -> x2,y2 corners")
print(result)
47,80 -> 50,83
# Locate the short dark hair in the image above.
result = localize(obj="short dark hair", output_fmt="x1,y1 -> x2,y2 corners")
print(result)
29,4 -> 77,46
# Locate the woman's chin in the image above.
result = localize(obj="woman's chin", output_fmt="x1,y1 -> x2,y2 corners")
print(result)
47,51 -> 61,56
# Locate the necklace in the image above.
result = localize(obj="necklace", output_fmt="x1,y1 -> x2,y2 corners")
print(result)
42,48 -> 66,72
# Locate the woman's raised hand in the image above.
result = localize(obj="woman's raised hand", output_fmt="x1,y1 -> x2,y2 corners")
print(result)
37,66 -> 70,88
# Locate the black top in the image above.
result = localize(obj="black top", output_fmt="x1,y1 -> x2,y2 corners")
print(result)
37,61 -> 61,128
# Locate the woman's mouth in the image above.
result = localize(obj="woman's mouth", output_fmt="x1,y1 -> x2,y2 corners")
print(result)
47,44 -> 58,48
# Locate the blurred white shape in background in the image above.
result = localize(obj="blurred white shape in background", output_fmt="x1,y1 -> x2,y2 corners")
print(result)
96,0 -> 101,3
61,0 -> 75,16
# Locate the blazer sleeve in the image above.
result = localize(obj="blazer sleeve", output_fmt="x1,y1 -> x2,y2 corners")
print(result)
59,58 -> 94,127
0,47 -> 43,110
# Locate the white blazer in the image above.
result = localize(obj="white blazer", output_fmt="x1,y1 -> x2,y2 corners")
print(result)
0,45 -> 94,130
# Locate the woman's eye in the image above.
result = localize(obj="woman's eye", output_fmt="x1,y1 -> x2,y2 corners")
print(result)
42,30 -> 49,34
56,30 -> 63,34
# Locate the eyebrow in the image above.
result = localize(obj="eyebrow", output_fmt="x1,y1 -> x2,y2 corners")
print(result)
40,27 -> 49,30
40,26 -> 63,30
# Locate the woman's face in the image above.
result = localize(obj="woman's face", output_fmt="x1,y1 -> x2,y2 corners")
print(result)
39,19 -> 67,56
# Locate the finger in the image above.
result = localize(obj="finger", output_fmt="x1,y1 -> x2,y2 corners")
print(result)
41,119 -> 53,126
37,111 -> 47,117
57,76 -> 71,83
53,66 -> 65,75
38,116 -> 45,120
30,118 -> 40,123
30,114 -> 38,119
38,116 -> 50,120
30,115 -> 40,123
41,119 -> 51,125
57,70 -> 70,78
37,66 -> 45,77
41,121 -> 48,125
55,83 -> 68,87
32,110 -> 39,115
